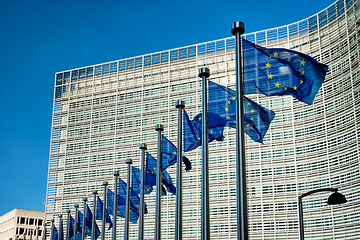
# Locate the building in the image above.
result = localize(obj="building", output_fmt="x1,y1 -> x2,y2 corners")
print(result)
45,0 -> 360,239
0,209 -> 45,240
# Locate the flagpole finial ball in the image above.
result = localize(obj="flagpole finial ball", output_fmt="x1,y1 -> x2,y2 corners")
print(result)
58,214 -> 62,218
50,219 -> 54,223
113,170 -> 119,176
66,210 -> 70,213
155,124 -> 164,132
126,159 -> 133,164
92,190 -> 98,194
139,143 -> 147,149
83,197 -> 87,202
198,68 -> 210,78
175,100 -> 185,109
74,204 -> 79,208
231,21 -> 245,35
103,181 -> 108,186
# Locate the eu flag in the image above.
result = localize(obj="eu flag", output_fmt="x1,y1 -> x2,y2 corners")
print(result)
161,135 -> 191,171
106,189 -> 139,223
131,166 -> 156,195
95,196 -> 113,230
242,38 -> 328,105
184,110 -> 200,152
59,218 -> 63,240
86,206 -> 100,239
145,152 -> 176,195
208,81 -> 275,143
52,225 -> 58,240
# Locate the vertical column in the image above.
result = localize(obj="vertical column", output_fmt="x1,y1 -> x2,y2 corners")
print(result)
74,204 -> 79,239
199,68 -> 210,240
101,181 -> 108,240
66,210 -> 70,240
175,100 -> 185,240
81,198 -> 87,240
50,219 -> 54,240
298,196 -> 305,240
58,215 -> 62,240
231,21 -> 248,240
138,143 -> 147,240
91,191 -> 98,240
124,159 -> 133,240
112,171 -> 119,240
155,124 -> 164,240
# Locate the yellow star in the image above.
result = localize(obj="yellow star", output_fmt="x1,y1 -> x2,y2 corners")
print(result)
251,109 -> 255,113
284,51 -> 288,54
146,189 -> 149,191
269,56 -> 273,59
232,96 -> 236,100
154,167 -> 156,170
210,130 -> 213,133
265,62 -> 271,68
300,79 -> 303,84
227,116 -> 230,119
173,151 -> 176,154
284,86 -> 288,90
274,51 -> 279,57
246,124 -> 249,127
301,70 -> 305,75
228,100 -> 231,104
225,107 -> 228,112
295,53 -> 299,57
233,121 -> 236,123
247,102 -> 251,106
300,59 -> 305,65
293,85 -> 297,90
268,73 -> 273,79
274,82 -> 280,88
199,117 -> 201,120
198,137 -> 201,140
250,118 -> 254,121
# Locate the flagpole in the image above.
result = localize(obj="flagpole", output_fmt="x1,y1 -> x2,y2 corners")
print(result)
199,67 -> 210,240
175,100 -> 185,240
58,215 -> 62,240
43,222 -> 47,240
74,204 -> 79,239
231,21 -> 248,240
81,198 -> 87,240
36,226 -> 39,240
124,159 -> 133,240
155,124 -> 164,240
112,171 -> 119,240
66,210 -> 70,240
101,181 -> 108,240
50,219 -> 54,240
91,191 -> 98,240
138,143 -> 147,240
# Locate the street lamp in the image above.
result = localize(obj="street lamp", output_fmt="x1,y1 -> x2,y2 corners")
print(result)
298,187 -> 347,240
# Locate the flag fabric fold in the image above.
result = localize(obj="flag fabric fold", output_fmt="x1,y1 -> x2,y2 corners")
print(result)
161,135 -> 191,171
86,206 -> 100,239
208,80 -> 275,143
242,38 -> 328,105
131,166 -> 156,195
106,188 -> 139,223
52,225 -> 58,240
95,196 -> 113,230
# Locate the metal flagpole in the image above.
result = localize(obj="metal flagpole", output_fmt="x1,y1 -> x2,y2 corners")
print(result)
36,227 -> 39,240
199,67 -> 210,240
91,191 -> 98,240
74,204 -> 79,239
231,21 -> 248,240
50,219 -> 54,240
112,171 -> 119,240
124,159 -> 133,240
66,210 -> 70,240
138,143 -> 147,240
81,198 -> 87,240
101,181 -> 108,240
29,230 -> 32,240
155,124 -> 164,240
175,100 -> 185,240
43,222 -> 47,240
58,215 -> 62,240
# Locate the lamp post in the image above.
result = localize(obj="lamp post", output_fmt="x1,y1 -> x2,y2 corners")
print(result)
298,187 -> 347,240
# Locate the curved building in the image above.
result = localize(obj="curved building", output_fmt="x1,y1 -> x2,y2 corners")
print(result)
46,0 -> 360,239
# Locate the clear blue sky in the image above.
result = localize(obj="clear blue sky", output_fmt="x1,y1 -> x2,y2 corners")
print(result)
0,0 -> 336,215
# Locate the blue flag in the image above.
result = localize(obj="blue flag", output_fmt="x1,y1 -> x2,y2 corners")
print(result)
86,206 -> 100,239
106,189 -> 126,218
59,218 -> 63,240
208,81 -> 275,143
68,216 -> 75,240
131,166 -> 156,195
95,196 -> 113,230
52,225 -> 58,240
184,110 -> 200,152
242,38 -> 328,105
161,135 -> 191,171
145,152 -> 176,195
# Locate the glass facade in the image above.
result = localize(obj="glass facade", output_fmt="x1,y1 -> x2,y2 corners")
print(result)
46,0 -> 360,239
